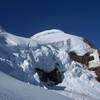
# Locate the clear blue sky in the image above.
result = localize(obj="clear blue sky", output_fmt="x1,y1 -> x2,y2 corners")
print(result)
0,0 -> 100,48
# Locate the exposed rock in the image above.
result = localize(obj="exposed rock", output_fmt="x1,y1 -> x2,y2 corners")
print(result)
88,66 -> 100,82
48,67 -> 63,84
35,68 -> 48,83
68,51 -> 100,82
69,51 -> 94,67
35,67 -> 63,85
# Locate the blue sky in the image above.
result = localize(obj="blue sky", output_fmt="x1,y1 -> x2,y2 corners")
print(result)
0,0 -> 100,48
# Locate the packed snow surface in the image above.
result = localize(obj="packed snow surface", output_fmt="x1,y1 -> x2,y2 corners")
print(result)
0,71 -> 72,100
0,29 -> 100,100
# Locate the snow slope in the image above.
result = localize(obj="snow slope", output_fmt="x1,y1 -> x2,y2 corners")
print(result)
0,29 -> 100,100
31,29 -> 92,55
0,71 -> 72,100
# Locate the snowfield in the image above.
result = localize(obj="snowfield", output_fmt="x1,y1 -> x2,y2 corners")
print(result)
0,71 -> 72,100
0,29 -> 100,100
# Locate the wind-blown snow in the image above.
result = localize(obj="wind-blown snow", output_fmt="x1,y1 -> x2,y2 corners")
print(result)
0,29 -> 100,100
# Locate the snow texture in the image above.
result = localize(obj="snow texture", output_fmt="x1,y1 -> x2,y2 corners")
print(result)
0,29 -> 100,100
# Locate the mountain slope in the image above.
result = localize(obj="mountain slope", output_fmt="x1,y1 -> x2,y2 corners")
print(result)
0,29 -> 100,100
0,71 -> 72,100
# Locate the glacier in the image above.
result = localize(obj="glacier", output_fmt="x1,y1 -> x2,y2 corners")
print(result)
0,28 -> 100,100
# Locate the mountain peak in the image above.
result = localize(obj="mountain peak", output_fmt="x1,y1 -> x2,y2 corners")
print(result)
31,29 -> 64,39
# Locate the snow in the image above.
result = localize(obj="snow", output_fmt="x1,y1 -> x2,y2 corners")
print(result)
31,29 -> 92,55
89,50 -> 100,68
0,71 -> 71,100
0,31 -> 29,48
0,29 -> 100,100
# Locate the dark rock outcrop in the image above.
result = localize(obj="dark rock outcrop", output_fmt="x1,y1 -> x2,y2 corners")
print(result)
69,51 -> 100,83
69,51 -> 94,67
88,67 -> 100,82
35,67 -> 63,85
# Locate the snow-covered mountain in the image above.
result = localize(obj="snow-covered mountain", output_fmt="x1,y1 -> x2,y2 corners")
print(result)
0,29 -> 100,100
